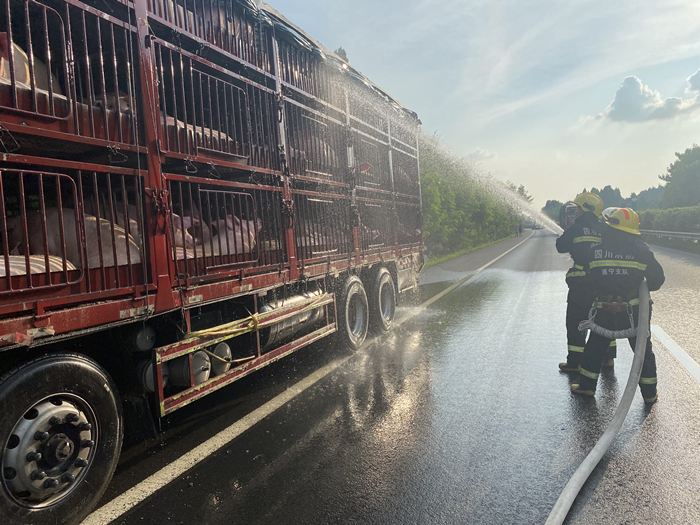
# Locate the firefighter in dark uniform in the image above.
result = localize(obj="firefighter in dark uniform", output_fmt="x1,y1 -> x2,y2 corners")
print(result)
556,193 -> 616,372
570,207 -> 665,402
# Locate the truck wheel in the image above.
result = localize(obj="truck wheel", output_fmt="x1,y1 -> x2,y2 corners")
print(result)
369,267 -> 396,333
336,275 -> 369,350
0,354 -> 123,525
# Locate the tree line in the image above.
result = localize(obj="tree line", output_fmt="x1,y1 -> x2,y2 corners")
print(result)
541,143 -> 700,234
419,136 -> 522,259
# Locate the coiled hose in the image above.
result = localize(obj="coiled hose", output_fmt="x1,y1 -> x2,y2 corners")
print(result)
545,279 -> 650,525
578,302 -> 637,340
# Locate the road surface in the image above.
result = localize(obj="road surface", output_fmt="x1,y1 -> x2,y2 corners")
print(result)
85,229 -> 700,525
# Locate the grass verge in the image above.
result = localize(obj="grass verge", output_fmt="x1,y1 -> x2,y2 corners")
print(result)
644,235 -> 700,256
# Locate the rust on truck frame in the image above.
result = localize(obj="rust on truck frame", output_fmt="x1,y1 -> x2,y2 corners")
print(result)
0,0 -> 422,522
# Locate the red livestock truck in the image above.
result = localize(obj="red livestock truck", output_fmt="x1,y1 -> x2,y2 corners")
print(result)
0,0 -> 423,522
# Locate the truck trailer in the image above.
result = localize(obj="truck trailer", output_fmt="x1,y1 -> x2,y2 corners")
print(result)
0,0 -> 423,522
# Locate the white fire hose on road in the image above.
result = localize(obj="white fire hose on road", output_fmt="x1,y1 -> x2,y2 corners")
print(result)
545,279 -> 651,525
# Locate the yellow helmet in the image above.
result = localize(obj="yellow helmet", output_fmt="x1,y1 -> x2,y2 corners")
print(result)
602,207 -> 640,235
572,193 -> 604,217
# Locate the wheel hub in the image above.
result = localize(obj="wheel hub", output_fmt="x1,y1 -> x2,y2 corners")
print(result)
45,434 -> 74,464
2,396 -> 95,507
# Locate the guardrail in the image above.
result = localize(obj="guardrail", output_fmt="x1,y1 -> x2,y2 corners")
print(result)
640,229 -> 700,241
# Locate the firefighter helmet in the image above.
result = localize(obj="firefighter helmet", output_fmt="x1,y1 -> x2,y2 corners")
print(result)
572,193 -> 604,217
602,207 -> 640,235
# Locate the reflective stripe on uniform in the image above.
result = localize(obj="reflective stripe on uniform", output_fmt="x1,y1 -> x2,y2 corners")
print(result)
595,298 -> 640,308
580,368 -> 599,380
639,376 -> 658,385
573,236 -> 601,244
609,340 -> 617,347
566,264 -> 586,278
589,260 -> 648,271
568,345 -> 584,353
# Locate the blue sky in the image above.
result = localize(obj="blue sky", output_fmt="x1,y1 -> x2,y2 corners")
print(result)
266,0 -> 700,207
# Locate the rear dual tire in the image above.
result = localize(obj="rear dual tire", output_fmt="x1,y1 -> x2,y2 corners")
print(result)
369,267 -> 396,333
336,275 -> 369,350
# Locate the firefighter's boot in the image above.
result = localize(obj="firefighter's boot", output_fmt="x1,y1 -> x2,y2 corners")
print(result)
602,341 -> 617,368
571,373 -> 597,397
570,384 -> 595,397
559,362 -> 580,373
640,381 -> 658,404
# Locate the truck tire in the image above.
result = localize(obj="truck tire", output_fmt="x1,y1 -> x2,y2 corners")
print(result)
369,267 -> 396,333
336,275 -> 369,350
0,353 -> 123,525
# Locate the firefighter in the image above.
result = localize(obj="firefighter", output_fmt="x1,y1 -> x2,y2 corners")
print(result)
570,208 -> 665,402
555,193 -> 617,372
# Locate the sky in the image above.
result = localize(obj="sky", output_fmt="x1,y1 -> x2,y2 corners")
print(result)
265,0 -> 700,208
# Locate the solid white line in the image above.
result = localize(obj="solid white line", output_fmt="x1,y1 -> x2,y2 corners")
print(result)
81,357 -> 351,525
84,234 -> 533,524
395,232 -> 532,324
651,325 -> 700,386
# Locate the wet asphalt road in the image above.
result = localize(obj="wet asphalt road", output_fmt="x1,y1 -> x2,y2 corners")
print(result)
92,230 -> 700,525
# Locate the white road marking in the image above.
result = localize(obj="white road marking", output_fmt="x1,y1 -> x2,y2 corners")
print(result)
81,357 -> 351,525
396,233 -> 532,323
83,235 -> 533,524
652,325 -> 700,386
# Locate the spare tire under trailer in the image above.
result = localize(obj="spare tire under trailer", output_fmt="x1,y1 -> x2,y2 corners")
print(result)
0,353 -> 123,525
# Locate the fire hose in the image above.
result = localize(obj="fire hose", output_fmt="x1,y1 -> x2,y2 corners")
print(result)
545,279 -> 650,525
578,301 -> 637,340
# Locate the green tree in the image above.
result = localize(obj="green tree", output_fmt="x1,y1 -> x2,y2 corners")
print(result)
660,144 -> 700,208
419,136 -> 519,258
598,185 -> 623,208
334,47 -> 348,62
541,200 -> 563,221
635,186 -> 664,210
505,181 -> 534,203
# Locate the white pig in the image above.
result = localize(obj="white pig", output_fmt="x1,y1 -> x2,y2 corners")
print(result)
207,214 -> 262,256
0,32 -> 63,95
171,213 -> 195,248
6,208 -> 140,269
113,203 -> 141,247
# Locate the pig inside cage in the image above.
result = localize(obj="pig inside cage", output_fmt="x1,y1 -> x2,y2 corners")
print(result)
353,135 -> 391,192
155,43 -> 279,171
358,201 -> 394,252
147,0 -> 273,73
69,6 -> 140,145
392,149 -> 421,198
285,102 -> 345,182
155,43 -> 251,162
396,203 -> 422,246
293,193 -> 351,261
348,90 -> 388,137
0,0 -> 69,119
168,180 -> 285,278
0,169 -> 146,294
278,39 -> 344,108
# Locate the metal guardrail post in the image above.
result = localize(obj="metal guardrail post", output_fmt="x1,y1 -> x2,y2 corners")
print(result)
545,279 -> 651,525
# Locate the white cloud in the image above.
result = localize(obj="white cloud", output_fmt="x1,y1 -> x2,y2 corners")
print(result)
469,147 -> 498,162
593,74 -> 699,123
687,69 -> 700,93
